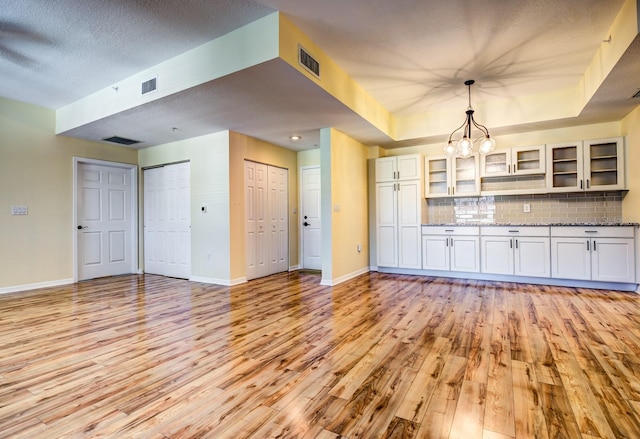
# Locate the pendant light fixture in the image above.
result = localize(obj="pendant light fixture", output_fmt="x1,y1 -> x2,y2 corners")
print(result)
444,79 -> 496,158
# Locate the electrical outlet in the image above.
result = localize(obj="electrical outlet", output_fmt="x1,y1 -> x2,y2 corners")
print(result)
523,203 -> 531,213
11,205 -> 28,215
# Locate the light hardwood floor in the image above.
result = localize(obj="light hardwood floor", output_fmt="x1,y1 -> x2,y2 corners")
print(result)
1,272 -> 640,438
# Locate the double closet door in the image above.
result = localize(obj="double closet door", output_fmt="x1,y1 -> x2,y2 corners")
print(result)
144,162 -> 191,279
245,161 -> 288,280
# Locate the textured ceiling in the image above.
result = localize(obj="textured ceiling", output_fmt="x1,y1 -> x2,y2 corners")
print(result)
0,0 -> 638,151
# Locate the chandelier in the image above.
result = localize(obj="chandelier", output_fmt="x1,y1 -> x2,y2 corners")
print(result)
444,79 -> 496,158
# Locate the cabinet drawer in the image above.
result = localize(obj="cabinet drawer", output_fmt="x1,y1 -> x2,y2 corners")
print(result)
551,226 -> 635,238
480,226 -> 550,237
422,226 -> 479,236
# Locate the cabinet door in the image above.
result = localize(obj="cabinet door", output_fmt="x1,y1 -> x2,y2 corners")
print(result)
452,155 -> 480,196
375,157 -> 397,182
583,138 -> 625,191
422,235 -> 450,271
425,156 -> 450,197
397,180 -> 422,269
450,236 -> 480,272
376,182 -> 398,267
515,237 -> 550,278
512,145 -> 545,175
481,236 -> 514,275
481,150 -> 511,177
546,143 -> 584,192
550,237 -> 591,280
397,154 -> 422,180
591,238 -> 635,283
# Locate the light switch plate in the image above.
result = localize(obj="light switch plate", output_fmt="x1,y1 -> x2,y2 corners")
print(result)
11,205 -> 28,215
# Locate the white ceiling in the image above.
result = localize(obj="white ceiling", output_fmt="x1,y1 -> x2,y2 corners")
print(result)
1,0 -> 639,151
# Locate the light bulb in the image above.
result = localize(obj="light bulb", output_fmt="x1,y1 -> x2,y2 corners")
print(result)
444,141 -> 457,156
479,136 -> 496,154
457,137 -> 473,158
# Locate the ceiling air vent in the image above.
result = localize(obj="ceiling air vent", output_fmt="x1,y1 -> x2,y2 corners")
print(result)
632,89 -> 640,99
103,136 -> 141,146
298,45 -> 320,78
141,76 -> 157,95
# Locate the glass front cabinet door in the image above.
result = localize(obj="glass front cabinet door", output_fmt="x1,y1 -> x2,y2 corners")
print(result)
546,138 -> 625,192
481,145 -> 545,177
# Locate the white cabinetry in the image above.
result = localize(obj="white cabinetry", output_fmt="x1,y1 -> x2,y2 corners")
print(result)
425,155 -> 480,197
480,145 -> 545,177
376,155 -> 424,269
480,227 -> 550,278
546,138 -> 625,192
422,226 -> 480,272
375,154 -> 422,182
550,226 -> 635,283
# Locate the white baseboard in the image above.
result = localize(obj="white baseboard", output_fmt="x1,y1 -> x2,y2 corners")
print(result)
190,276 -> 247,286
320,266 -> 370,286
289,265 -> 301,272
0,278 -> 74,295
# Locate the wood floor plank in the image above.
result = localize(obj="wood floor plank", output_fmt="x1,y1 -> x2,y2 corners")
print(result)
483,286 -> 515,437
511,360 -> 549,439
1,272 -> 640,438
449,379 -> 486,439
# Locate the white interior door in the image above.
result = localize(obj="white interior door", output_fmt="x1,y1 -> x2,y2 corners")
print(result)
143,167 -> 165,275
246,161 -> 288,280
77,162 -> 135,281
144,163 -> 191,279
301,166 -> 321,270
272,166 -> 289,273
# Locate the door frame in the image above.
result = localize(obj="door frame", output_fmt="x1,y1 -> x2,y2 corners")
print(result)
72,157 -> 139,282
299,165 -> 321,270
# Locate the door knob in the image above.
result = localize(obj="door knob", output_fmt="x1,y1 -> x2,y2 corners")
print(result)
77,225 -> 87,230
303,222 -> 310,227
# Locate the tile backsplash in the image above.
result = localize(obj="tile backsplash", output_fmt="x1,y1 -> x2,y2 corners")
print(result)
427,192 -> 624,224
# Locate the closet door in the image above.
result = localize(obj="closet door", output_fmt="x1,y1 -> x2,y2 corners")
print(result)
245,161 -> 288,280
270,166 -> 289,273
143,162 -> 191,279
246,161 -> 269,280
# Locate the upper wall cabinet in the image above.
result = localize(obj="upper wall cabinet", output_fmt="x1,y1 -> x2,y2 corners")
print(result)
480,145 -> 545,177
546,137 -> 625,192
375,154 -> 422,182
425,155 -> 480,198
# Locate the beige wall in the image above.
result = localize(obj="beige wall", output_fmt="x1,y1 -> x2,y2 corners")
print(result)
0,98 -> 137,290
622,105 -> 640,222
297,148 -> 321,167
321,128 -> 370,283
228,131 -> 299,280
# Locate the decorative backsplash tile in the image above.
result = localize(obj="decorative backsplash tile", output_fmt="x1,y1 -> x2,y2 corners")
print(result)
427,192 -> 624,224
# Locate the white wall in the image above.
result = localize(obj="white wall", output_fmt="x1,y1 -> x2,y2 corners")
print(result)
138,131 -> 232,284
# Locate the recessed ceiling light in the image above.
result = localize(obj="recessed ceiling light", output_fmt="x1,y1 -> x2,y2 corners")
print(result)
290,135 -> 302,141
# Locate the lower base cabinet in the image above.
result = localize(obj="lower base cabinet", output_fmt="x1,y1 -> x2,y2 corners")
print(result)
480,227 -> 550,278
551,227 -> 636,283
422,227 -> 480,272
416,225 -> 637,289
